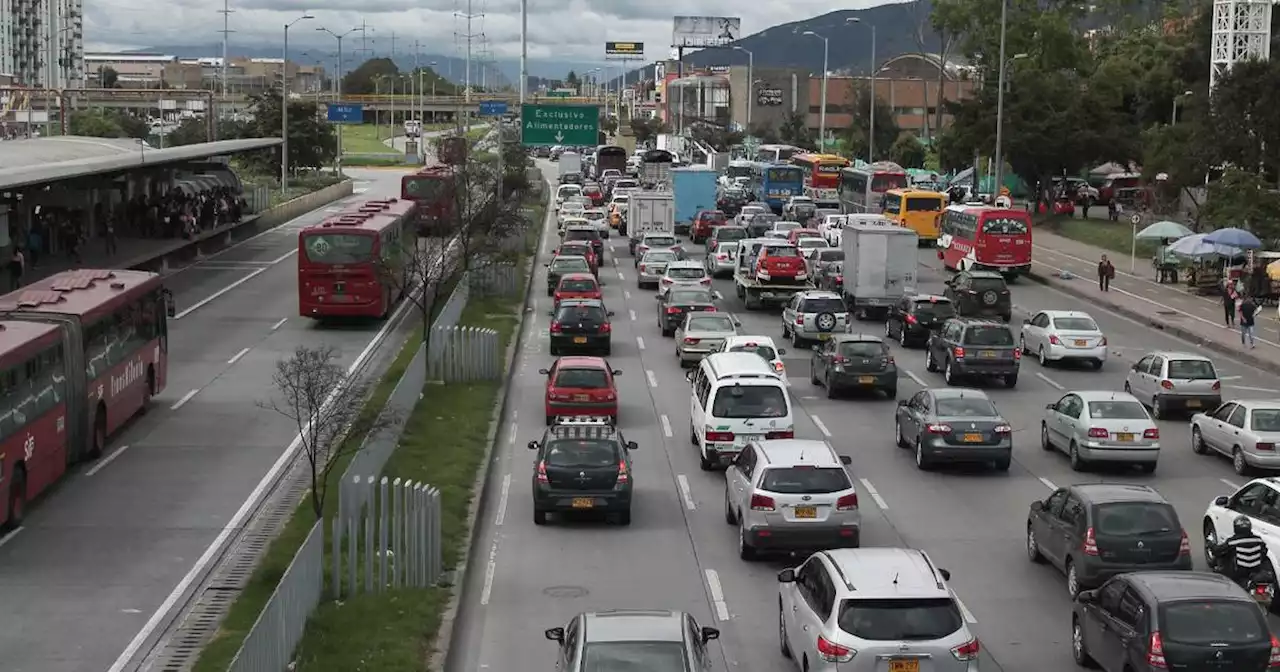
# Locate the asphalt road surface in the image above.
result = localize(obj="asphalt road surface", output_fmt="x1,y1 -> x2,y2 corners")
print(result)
450,161 -> 1280,672
0,169 -> 407,672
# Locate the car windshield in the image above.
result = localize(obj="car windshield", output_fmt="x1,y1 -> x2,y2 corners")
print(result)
688,315 -> 734,332
963,326 -> 1014,346
729,343 -> 778,361
582,641 -> 690,672
838,342 -> 884,358
302,233 -> 375,264
765,247 -> 801,258
712,385 -> 788,418
913,300 -> 955,319
1053,317 -> 1099,331
555,305 -> 605,323
1160,601 -> 1267,645
1251,409 -> 1280,432
667,268 -> 704,280
644,252 -> 677,263
1087,401 -> 1149,420
804,298 -> 847,313
554,367 -> 609,388
1096,502 -> 1179,536
645,236 -> 677,247
545,440 -> 618,468
1167,359 -> 1217,380
935,396 -> 998,417
551,258 -> 590,272
760,467 -> 850,494
837,598 -> 964,641
669,290 -> 713,304
560,278 -> 597,292
969,277 -> 1007,293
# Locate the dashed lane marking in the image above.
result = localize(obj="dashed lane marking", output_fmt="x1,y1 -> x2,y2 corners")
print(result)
617,271 -> 625,281
646,370 -> 658,388
1039,477 -> 1058,491
170,389 -> 199,411
1230,385 -> 1280,393
811,415 -> 832,437
660,414 -> 673,438
629,309 -> 637,321
227,347 -> 250,365
494,474 -> 511,527
704,569 -> 731,621
636,336 -> 646,351
677,475 -> 696,510
1036,372 -> 1064,390
624,290 -> 632,300
1221,478 -> 1241,490
479,536 -> 500,606
904,370 -> 927,387
84,445 -> 131,477
858,478 -> 888,510
271,317 -> 288,330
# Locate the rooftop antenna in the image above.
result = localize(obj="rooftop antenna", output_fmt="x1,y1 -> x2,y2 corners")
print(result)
892,572 -> 900,585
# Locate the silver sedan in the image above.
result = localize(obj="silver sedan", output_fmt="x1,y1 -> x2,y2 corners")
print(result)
637,250 -> 678,289
1191,399 -> 1280,475
1019,310 -> 1107,368
1041,390 -> 1160,472
675,312 -> 741,367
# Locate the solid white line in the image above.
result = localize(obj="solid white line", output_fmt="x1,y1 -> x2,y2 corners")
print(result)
479,538 -> 500,606
704,569 -> 730,621
636,336 -> 646,351
953,594 -> 978,624
1221,478 -> 1242,491
174,268 -> 268,319
0,526 -> 24,550
271,317 -> 288,330
677,474 -> 696,510
84,445 -> 130,477
494,474 -> 511,526
169,389 -> 199,411
1036,372 -> 1064,390
226,347 -> 251,365
1039,477 -> 1058,491
270,248 -> 299,265
108,290 -> 415,672
646,370 -> 658,388
905,370 -> 927,387
660,414 -> 673,438
1220,375 -> 1243,381
858,478 -> 888,510
811,415 -> 832,437
629,309 -> 636,321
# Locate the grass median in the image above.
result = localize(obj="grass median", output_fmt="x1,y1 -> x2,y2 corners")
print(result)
1036,214 -> 1159,259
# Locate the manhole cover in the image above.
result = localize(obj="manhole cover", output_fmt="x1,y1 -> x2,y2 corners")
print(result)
543,585 -> 589,599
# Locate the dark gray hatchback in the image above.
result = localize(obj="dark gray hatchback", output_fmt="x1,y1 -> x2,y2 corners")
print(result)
809,334 -> 898,398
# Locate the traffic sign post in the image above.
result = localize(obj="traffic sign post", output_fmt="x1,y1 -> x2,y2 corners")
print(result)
326,103 -> 364,124
521,104 -> 600,146
478,100 -> 509,117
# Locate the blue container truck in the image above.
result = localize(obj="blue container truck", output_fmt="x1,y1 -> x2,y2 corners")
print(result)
671,166 -> 719,236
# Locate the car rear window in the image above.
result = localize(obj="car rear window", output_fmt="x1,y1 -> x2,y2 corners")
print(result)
545,440 -> 618,468
760,467 -> 851,494
935,397 -> 998,417
688,315 -> 734,332
969,277 -> 1008,293
646,236 -> 677,247
1095,502 -> 1179,535
717,243 -> 739,256
912,300 -> 955,318
1053,317 -> 1099,331
817,250 -> 844,262
555,305 -> 605,323
560,278 -> 597,292
774,223 -> 801,231
712,385 -> 788,418
962,326 -> 1014,346
729,343 -> 778,361
765,247 -> 801,258
717,229 -> 747,241
551,259 -> 590,272
669,290 -> 713,304
803,298 -> 847,313
582,642 -> 689,672
667,268 -> 705,279
838,598 -> 964,641
838,342 -> 885,358
1087,401 -> 1149,420
565,229 -> 598,241
1167,359 -> 1217,380
554,368 -> 609,388
1252,409 -> 1280,432
797,238 -> 828,248
1160,601 -> 1267,645
906,197 -> 944,212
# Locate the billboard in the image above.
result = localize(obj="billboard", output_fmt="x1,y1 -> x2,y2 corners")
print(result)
605,41 -> 644,57
672,16 -> 741,48
756,88 -> 783,106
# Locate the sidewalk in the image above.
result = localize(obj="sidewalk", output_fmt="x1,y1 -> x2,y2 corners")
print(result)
1028,229 -> 1280,376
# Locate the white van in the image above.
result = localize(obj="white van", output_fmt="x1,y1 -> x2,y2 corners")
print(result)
687,352 -> 794,470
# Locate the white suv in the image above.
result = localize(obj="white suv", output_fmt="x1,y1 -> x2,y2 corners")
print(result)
777,548 -> 981,672
725,439 -> 858,559
1202,477 -> 1280,575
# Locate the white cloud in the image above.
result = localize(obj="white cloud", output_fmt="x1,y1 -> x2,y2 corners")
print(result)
84,0 -> 897,65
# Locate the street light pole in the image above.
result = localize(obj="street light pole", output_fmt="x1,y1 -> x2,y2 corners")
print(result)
802,31 -> 829,150
319,26 -> 361,172
1171,89 -> 1193,124
733,46 -> 753,129
281,13 -> 314,194
992,0 -> 1011,204
847,18 -> 877,161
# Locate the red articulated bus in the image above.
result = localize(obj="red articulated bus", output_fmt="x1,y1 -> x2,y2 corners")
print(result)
936,204 -> 1033,276
400,164 -> 456,237
0,269 -> 173,528
298,198 -> 417,320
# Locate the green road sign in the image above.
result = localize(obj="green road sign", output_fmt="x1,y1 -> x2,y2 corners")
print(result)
521,104 -> 599,146
547,90 -> 571,98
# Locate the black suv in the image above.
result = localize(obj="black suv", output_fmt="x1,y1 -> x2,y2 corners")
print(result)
944,270 -> 1012,321
529,417 -> 637,526
885,294 -> 957,347
925,318 -> 1020,387
810,334 -> 898,399
550,299 -> 614,356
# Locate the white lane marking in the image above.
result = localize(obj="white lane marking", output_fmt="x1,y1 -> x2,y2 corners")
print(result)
169,389 -> 199,411
617,271 -> 625,281
108,291 -> 415,672
1230,385 -> 1280,393
1039,477 -> 1058,491
646,370 -> 658,388
494,474 -> 511,526
624,290 -> 632,300
677,474 -> 696,510
953,594 -> 978,624
660,414 -> 673,437
175,268 -> 268,319
271,317 -> 288,330
270,248 -> 299,265
1221,478 -> 1242,490
0,527 -> 24,550
904,370 -> 927,387
858,478 -> 888,510
226,347 -> 251,365
1035,372 -> 1064,390
704,569 -> 730,621
479,537 -> 500,606
629,309 -> 637,321
636,336 -> 646,351
811,415 -> 832,437
714,290 -> 722,300
1221,375 -> 1243,381
84,445 -> 130,477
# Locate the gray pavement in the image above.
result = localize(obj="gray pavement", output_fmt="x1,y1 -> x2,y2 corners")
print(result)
0,168 -> 413,672
449,161 -> 1280,672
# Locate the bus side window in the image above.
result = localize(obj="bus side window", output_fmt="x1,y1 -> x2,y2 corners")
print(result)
0,368 -> 14,440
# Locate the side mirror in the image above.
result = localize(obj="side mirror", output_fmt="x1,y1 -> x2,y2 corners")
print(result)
545,627 -> 565,642
700,627 -> 720,643
612,369 -> 622,375
1214,495 -> 1230,507
527,440 -> 540,451
839,455 -> 852,466
1132,363 -> 1141,371
685,370 -> 695,382
163,289 -> 176,318
777,348 -> 787,355
1076,590 -> 1096,604
897,399 -> 908,407
627,441 -> 639,451
538,368 -> 550,375
1022,318 -> 1030,325
1030,500 -> 1043,511
938,568 -> 952,581
734,321 -> 742,328
1045,403 -> 1055,410
777,568 -> 796,583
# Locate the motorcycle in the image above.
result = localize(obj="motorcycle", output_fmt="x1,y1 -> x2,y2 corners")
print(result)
1206,543 -> 1276,612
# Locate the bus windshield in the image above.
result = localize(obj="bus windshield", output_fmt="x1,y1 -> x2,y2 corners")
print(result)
402,176 -> 446,200
766,167 -> 803,183
303,233 -> 375,264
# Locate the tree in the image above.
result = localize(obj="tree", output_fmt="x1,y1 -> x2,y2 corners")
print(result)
748,122 -> 781,144
165,117 -> 210,146
99,66 -> 119,88
69,110 -> 123,137
629,117 -> 667,145
600,116 -> 619,134
565,70 -> 580,90
1201,168 -> 1280,242
689,124 -> 745,152
342,57 -> 400,95
1204,59 -> 1280,181
839,84 -> 900,162
240,87 -> 338,173
1141,119 -> 1211,223
889,133 -> 927,168
778,111 -> 812,148
260,345 -> 391,520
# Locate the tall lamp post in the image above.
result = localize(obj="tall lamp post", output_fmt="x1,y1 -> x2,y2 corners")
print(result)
1171,89 -> 1194,124
800,30 -> 829,150
847,17 -> 876,162
318,25 -> 362,172
993,49 -> 1030,205
281,13 -> 314,193
732,46 -> 754,129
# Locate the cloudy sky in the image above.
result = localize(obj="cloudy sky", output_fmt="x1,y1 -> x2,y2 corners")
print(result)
84,0 -> 898,65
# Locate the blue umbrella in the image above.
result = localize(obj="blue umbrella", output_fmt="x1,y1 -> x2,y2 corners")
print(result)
1166,233 -> 1242,259
1204,227 -> 1262,249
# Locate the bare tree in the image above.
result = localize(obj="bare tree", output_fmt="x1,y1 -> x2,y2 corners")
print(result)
260,345 -> 390,519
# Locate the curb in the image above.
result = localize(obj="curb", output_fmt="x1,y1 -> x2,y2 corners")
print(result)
429,193 -> 545,672
1025,269 -> 1280,378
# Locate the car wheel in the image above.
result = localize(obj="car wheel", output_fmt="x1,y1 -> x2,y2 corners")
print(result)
545,414 -> 554,425
1041,423 -> 1054,451
738,520 -> 756,560
1192,426 -> 1210,455
1137,461 -> 1157,474
1019,335 -> 1028,355
724,489 -> 736,525
533,509 -> 547,525
700,450 -> 714,471
1027,525 -> 1045,563
885,386 -> 897,400
1066,560 -> 1081,597
616,509 -> 631,526
993,454 -> 1010,471
1004,374 -> 1018,388
944,359 -> 958,386
1069,441 -> 1087,471
778,600 -> 792,659
810,363 -> 821,385
925,348 -> 938,372
1152,395 -> 1165,420
895,418 -> 908,448
1038,346 -> 1048,367
915,436 -> 931,471
1234,447 -> 1251,476
1124,381 -> 1132,394
1072,618 -> 1098,668
899,324 -> 908,347
791,329 -> 803,349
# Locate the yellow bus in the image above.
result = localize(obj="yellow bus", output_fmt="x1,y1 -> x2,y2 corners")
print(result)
881,188 -> 946,243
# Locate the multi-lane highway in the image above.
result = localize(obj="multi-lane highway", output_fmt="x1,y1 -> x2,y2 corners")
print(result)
450,161 -> 1280,672
0,169 -> 408,672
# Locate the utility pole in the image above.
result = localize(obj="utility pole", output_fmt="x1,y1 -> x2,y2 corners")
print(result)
519,0 -> 527,103
218,0 -> 234,99
389,32 -> 397,130
356,19 -> 373,62
454,0 -> 483,104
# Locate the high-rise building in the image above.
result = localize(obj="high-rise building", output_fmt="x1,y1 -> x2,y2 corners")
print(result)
0,0 -> 84,88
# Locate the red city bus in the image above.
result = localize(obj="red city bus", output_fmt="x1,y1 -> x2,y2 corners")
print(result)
298,198 -> 417,320
936,204 -> 1033,276
400,164 -> 456,236
790,153 -> 850,192
0,269 -> 173,527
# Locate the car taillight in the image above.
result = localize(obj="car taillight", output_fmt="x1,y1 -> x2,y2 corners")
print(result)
683,337 -> 700,345
953,346 -> 965,358
603,391 -> 616,401
717,253 -> 727,260
926,423 -> 951,434
773,361 -> 785,373
536,461 -> 549,484
1083,527 -> 1100,556
1179,530 -> 1191,556
705,430 -> 734,442
1013,348 -> 1022,360
615,460 -> 628,487
1212,380 -> 1222,391
832,355 -> 847,365
994,424 -> 1012,434
1099,337 -> 1107,346
600,323 -> 612,334
905,314 -> 918,324
1144,428 -> 1160,439
1258,442 -> 1276,451
1147,631 -> 1167,668
638,264 -> 647,273
835,275 -> 843,283
666,307 -> 681,314
1160,380 -> 1174,390
554,291 -> 563,301
1087,427 -> 1109,438
766,430 -> 793,439
1049,335 -> 1061,345
700,278 -> 711,284
951,638 -> 980,662
749,493 -> 776,511
815,635 -> 854,663
836,493 -> 858,510
1269,633 -> 1280,666
795,317 -> 804,326
550,322 -> 563,333
662,277 -> 673,284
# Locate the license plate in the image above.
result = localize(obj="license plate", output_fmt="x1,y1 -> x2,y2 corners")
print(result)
573,337 -> 587,344
735,434 -> 764,446
1187,400 -> 1201,408
1074,339 -> 1088,347
571,497 -> 593,509
858,376 -> 875,384
817,333 -> 831,340
1116,432 -> 1134,442
794,506 -> 817,519
574,394 -> 590,402
889,661 -> 919,672
963,433 -> 983,443
979,350 -> 997,358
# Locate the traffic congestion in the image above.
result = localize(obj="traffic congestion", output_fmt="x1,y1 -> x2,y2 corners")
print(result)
454,144 -> 1280,672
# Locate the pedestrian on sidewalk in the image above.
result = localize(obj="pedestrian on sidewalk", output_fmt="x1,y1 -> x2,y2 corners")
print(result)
1240,294 -> 1258,348
1097,255 -> 1115,291
1221,278 -> 1237,327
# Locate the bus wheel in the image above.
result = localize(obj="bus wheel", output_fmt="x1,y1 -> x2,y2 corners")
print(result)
89,406 -> 107,459
4,466 -> 26,529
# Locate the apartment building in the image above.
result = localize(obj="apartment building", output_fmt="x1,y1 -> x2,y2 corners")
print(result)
0,0 -> 84,87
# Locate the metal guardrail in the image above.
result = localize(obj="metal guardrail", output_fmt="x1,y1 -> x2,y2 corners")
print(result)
226,523 -> 325,672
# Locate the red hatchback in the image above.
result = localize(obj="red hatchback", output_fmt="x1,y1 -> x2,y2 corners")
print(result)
786,228 -> 821,244
756,245 -> 808,283
554,273 -> 602,309
582,185 -> 605,206
540,357 -> 621,424
691,210 -> 727,244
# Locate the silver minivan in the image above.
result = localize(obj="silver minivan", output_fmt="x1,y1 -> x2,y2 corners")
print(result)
1123,351 -> 1222,419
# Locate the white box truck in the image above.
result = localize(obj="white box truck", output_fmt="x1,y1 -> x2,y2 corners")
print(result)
626,191 -> 675,253
559,151 -> 583,184
840,219 -> 919,320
